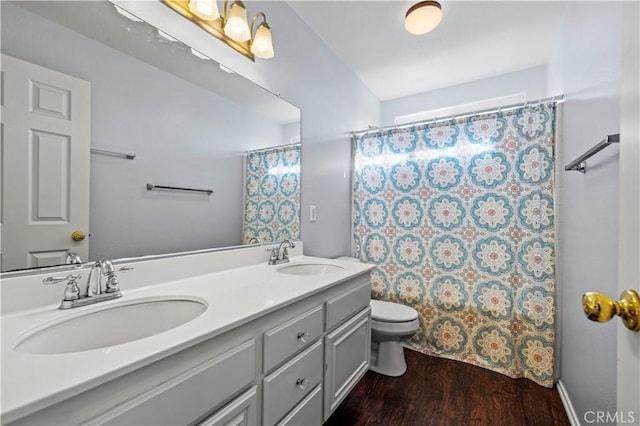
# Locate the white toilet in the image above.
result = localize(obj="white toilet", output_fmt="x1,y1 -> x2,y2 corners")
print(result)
369,299 -> 419,377
334,257 -> 419,377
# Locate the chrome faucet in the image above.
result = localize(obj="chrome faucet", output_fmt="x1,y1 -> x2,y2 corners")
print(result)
65,251 -> 83,265
43,259 -> 122,309
268,240 -> 296,265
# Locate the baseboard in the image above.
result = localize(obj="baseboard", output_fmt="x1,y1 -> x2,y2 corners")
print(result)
557,380 -> 581,426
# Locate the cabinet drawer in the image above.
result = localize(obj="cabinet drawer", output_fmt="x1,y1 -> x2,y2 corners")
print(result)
277,385 -> 322,426
263,340 -> 323,426
325,280 -> 371,330
101,340 -> 256,426
198,386 -> 257,426
264,305 -> 323,372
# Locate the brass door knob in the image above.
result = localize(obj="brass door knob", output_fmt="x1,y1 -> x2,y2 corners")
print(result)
71,231 -> 86,241
582,290 -> 640,331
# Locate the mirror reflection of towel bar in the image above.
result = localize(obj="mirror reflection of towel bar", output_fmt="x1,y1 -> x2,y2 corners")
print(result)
146,183 -> 213,195
91,148 -> 136,160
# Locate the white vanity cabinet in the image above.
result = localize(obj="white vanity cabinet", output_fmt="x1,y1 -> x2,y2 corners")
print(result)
198,387 -> 258,426
4,271 -> 372,426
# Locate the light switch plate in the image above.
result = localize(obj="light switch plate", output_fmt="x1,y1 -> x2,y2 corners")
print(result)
309,205 -> 317,222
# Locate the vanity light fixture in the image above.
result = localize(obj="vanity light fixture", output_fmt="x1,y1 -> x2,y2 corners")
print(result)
404,1 -> 443,35
188,0 -> 219,21
164,0 -> 274,61
250,13 -> 274,59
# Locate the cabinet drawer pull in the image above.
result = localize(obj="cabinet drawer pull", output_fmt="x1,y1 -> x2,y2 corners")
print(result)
296,331 -> 309,342
296,377 -> 309,390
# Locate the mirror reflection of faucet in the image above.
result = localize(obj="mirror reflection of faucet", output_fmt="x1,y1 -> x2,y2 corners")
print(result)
42,260 -> 122,309
65,252 -> 83,265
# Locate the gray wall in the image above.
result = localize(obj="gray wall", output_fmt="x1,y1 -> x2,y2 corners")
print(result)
381,65 -> 548,125
1,3 -> 286,260
547,2 -> 623,422
162,1 -> 382,258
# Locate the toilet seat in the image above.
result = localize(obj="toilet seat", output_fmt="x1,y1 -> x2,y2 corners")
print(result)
371,317 -> 419,335
370,300 -> 418,323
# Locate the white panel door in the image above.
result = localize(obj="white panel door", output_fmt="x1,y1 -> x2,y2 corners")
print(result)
618,3 -> 640,424
1,54 -> 90,271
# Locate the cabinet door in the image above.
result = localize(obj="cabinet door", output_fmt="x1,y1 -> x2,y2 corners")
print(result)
199,386 -> 257,426
99,340 -> 255,426
323,307 -> 371,421
277,385 -> 322,426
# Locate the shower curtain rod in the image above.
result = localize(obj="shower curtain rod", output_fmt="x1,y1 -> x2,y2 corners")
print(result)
244,142 -> 301,156
353,94 -> 564,136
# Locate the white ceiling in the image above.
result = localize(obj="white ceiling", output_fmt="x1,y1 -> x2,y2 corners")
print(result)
288,1 -> 568,101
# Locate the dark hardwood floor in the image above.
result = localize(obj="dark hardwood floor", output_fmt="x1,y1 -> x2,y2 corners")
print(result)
325,349 -> 570,426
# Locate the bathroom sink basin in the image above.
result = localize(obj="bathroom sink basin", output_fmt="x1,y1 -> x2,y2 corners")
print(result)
14,297 -> 207,354
276,262 -> 344,276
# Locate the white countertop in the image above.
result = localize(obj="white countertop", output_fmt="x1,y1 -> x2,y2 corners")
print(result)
0,255 -> 374,423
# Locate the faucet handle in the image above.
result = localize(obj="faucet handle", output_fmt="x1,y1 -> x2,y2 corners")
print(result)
43,274 -> 82,301
43,274 -> 82,285
104,276 -> 120,294
282,247 -> 290,260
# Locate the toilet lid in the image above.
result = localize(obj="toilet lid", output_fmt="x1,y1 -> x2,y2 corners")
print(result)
370,300 -> 418,323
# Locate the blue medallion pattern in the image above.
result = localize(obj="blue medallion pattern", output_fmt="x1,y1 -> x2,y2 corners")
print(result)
430,317 -> 468,354
422,123 -> 459,149
359,135 -> 384,157
425,157 -> 463,190
473,281 -> 512,320
517,287 -> 555,329
468,152 -> 511,189
473,326 -> 514,368
513,107 -> 551,140
360,165 -> 387,194
363,198 -> 388,229
516,145 -> 553,184
473,236 -> 515,275
392,196 -> 424,230
518,239 -> 555,280
431,275 -> 468,312
518,192 -> 554,231
391,161 -> 421,191
394,235 -> 426,268
430,236 -> 467,271
387,130 -> 418,153
427,195 -> 466,231
242,145 -> 300,244
464,114 -> 507,144
393,272 -> 425,305
352,103 -> 557,387
470,193 -> 513,231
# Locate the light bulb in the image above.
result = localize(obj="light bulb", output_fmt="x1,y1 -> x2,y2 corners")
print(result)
250,24 -> 274,59
188,0 -> 220,21
224,1 -> 251,42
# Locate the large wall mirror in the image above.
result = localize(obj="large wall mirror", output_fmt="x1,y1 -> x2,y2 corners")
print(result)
0,1 -> 301,272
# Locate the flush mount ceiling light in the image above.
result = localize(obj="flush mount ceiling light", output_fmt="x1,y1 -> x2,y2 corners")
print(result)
404,1 -> 443,35
164,0 -> 274,61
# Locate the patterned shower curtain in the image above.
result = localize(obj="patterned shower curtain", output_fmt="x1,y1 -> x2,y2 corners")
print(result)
352,102 -> 557,387
242,144 -> 301,244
